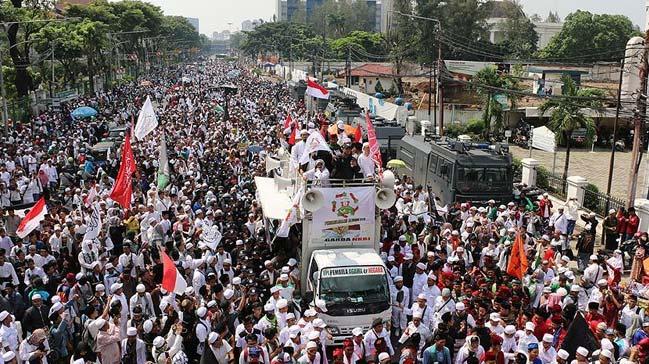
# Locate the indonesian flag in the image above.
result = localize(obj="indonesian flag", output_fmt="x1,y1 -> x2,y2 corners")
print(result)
161,250 -> 188,295
16,197 -> 47,239
110,134 -> 136,209
365,111 -> 383,170
306,80 -> 329,99
84,184 -> 97,208
277,188 -> 304,238
284,114 -> 293,129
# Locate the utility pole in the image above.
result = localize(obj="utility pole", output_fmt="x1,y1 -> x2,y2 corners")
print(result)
428,62 -> 434,131
437,32 -> 444,136
627,31 -> 649,208
345,45 -> 351,88
603,60 -> 625,246
0,50 -> 8,136
50,40 -> 55,98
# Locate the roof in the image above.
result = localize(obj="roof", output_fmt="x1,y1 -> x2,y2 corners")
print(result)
312,248 -> 384,269
350,64 -> 393,78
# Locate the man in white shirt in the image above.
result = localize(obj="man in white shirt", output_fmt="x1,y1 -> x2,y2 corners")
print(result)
363,319 -> 394,359
357,143 -> 375,178
205,332 -> 233,364
583,255 -> 604,289
121,327 -> 147,364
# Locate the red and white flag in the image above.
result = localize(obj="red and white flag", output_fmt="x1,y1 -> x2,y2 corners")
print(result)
16,197 -> 47,239
283,114 -> 293,129
161,250 -> 188,295
110,134 -> 136,209
306,80 -> 329,99
365,112 -> 383,171
84,184 -> 97,208
277,188 -> 304,238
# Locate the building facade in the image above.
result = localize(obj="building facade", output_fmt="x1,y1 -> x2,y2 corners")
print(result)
185,17 -> 200,33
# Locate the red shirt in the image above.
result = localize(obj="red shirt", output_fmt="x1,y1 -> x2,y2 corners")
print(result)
627,215 -> 640,235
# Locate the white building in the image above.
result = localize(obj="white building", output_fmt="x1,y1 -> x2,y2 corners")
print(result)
185,17 -> 199,33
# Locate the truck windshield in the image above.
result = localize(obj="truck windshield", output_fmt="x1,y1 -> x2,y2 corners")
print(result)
318,269 -> 390,316
456,167 -> 511,192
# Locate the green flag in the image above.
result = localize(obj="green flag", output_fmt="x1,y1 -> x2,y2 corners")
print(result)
157,132 -> 170,189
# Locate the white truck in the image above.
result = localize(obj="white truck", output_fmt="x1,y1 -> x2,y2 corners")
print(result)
255,165 -> 395,345
298,184 -> 393,344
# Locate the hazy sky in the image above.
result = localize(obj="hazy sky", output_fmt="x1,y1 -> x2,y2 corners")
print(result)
145,0 -> 645,35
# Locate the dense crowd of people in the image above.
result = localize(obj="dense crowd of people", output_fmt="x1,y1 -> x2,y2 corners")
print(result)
0,58 -> 648,364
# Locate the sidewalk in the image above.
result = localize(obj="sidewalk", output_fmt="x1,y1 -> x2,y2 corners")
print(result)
546,194 -> 604,250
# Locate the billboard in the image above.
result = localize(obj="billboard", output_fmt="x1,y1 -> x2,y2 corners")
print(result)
311,187 -> 375,244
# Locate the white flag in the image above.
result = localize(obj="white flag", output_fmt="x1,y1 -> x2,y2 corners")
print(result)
277,188 -> 304,238
299,131 -> 332,164
83,203 -> 102,241
134,96 -> 158,141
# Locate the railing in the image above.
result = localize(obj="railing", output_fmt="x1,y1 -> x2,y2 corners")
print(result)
545,173 -> 567,199
583,188 -> 626,217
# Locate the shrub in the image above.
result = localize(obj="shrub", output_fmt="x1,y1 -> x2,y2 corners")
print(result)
465,118 -> 485,135
583,183 -> 602,215
445,123 -> 466,138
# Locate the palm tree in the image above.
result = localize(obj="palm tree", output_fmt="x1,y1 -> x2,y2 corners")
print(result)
539,75 -> 605,183
472,66 -> 521,138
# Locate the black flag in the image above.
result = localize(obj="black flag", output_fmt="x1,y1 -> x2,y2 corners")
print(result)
560,312 -> 599,362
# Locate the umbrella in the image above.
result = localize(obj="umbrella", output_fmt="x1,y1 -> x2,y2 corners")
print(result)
387,159 -> 407,169
248,145 -> 263,154
327,124 -> 357,135
71,106 -> 98,119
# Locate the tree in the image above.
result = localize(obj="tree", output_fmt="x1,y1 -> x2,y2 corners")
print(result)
0,0 -> 52,97
529,13 -> 542,22
539,75 -> 605,182
329,31 -> 385,59
496,0 -> 539,59
538,11 -> 640,62
471,66 -> 521,137
416,0 -> 489,62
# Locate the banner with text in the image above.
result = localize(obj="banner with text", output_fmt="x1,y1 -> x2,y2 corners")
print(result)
311,187 -> 375,244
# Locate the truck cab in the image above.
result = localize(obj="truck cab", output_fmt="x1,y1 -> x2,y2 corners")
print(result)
305,248 -> 391,343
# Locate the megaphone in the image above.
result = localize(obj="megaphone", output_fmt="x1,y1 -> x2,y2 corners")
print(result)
266,156 -> 282,174
380,170 -> 396,189
376,188 -> 397,209
302,189 -> 325,212
274,175 -> 294,190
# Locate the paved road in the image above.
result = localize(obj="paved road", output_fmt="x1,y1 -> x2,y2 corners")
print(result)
510,146 -> 648,201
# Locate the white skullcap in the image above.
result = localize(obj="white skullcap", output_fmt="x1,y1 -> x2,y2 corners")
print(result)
136,284 -> 146,293
153,336 -> 166,348
525,322 -> 535,331
576,347 -> 589,357
127,327 -> 138,336
306,341 -> 318,349
143,320 -> 153,333
378,353 -> 390,361
557,349 -> 569,360
208,332 -> 219,344
224,289 -> 234,300
0,311 -> 9,321
196,307 -> 207,317
2,352 -> 15,361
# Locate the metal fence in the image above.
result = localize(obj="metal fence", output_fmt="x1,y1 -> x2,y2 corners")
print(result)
583,188 -> 626,217
545,173 -> 567,199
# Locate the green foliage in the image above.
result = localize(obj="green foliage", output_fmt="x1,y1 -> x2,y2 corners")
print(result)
539,75 -> 605,181
583,183 -> 601,215
538,10 -> 640,62
416,0 -> 489,62
465,118 -> 485,135
444,123 -> 466,138
309,0 -> 373,37
329,31 -> 385,59
494,1 -> 539,59
471,66 -> 521,135
240,22 -> 318,60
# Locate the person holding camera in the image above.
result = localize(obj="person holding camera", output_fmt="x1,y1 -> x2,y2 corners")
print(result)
95,314 -> 121,364
18,328 -> 50,364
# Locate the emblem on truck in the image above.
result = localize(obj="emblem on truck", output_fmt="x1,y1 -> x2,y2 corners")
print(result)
331,192 -> 359,218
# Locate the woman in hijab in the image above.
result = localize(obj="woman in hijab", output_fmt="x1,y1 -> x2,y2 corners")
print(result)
455,335 -> 484,364
303,159 -> 330,187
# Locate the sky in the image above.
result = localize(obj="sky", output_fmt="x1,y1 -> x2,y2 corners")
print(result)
144,0 -> 645,36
